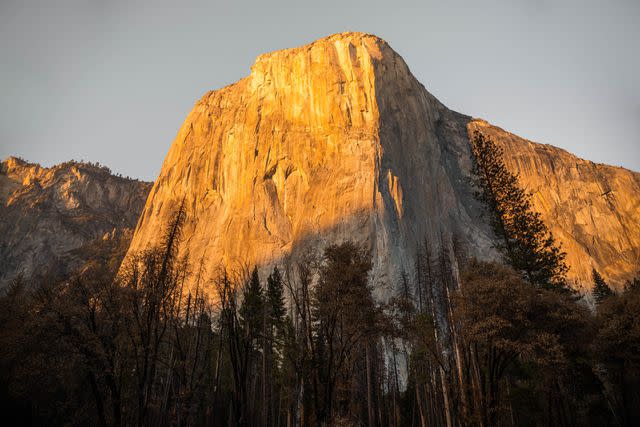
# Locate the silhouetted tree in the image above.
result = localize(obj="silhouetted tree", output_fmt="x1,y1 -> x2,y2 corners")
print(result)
470,130 -> 568,289
266,267 -> 286,332
592,268 -> 614,305
240,267 -> 264,348
624,273 -> 640,293
594,284 -> 640,425
455,259 -> 594,426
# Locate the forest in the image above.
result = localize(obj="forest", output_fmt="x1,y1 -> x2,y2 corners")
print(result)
0,133 -> 638,426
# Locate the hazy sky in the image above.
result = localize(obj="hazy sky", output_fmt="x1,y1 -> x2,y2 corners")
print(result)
1,0 -> 638,181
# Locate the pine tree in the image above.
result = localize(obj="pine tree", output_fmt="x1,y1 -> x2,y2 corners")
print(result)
592,268 -> 614,305
240,267 -> 264,342
470,130 -> 568,289
310,242 -> 375,423
624,274 -> 640,294
266,266 -> 286,329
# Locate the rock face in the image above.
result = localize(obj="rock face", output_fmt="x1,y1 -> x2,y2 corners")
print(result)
0,157 -> 151,287
127,32 -> 639,293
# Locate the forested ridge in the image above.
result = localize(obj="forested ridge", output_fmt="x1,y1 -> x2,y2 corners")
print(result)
0,134 -> 638,426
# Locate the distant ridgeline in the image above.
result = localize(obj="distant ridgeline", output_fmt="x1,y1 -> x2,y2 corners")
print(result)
0,156 -> 150,286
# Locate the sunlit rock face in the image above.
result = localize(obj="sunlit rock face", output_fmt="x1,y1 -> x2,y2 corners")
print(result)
469,120 -> 640,290
0,157 -> 151,287
127,32 -> 639,293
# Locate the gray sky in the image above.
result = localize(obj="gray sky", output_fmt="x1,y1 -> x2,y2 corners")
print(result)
1,0 -> 638,181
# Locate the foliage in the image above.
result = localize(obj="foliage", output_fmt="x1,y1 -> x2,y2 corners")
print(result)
470,130 -> 569,289
456,260 -> 594,426
592,284 -> 640,425
592,268 -> 614,305
0,205 -> 637,426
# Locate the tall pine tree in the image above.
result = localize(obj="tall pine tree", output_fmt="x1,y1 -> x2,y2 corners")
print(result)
266,267 -> 286,330
592,268 -> 614,305
240,267 -> 264,344
471,130 -> 568,289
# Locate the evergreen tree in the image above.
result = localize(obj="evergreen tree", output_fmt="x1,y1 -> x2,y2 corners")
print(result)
624,273 -> 640,294
470,130 -> 568,289
311,242 -> 376,424
240,267 -> 264,343
266,266 -> 286,329
592,268 -> 614,305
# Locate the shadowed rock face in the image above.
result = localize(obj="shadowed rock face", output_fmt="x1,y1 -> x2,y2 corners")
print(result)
0,157 -> 151,287
126,32 -> 639,293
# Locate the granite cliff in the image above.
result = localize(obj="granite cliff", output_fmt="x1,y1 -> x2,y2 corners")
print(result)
126,32 -> 639,292
0,157 -> 151,287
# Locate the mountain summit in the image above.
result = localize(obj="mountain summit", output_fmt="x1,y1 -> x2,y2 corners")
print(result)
126,32 -> 640,291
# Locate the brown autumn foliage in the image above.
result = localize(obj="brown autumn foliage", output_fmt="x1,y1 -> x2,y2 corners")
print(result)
455,260 -> 595,426
0,205 -> 638,426
592,284 -> 640,426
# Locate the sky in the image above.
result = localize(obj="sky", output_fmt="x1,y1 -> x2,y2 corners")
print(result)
1,0 -> 639,181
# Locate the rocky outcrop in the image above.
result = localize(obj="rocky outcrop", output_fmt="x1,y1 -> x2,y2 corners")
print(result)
126,32 -> 639,293
0,157 -> 151,287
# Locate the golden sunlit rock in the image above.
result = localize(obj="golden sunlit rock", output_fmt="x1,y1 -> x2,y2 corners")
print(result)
126,32 -> 639,293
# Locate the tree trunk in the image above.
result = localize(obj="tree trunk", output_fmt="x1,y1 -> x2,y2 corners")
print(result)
366,341 -> 375,427
439,366 -> 453,427
87,372 -> 108,427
